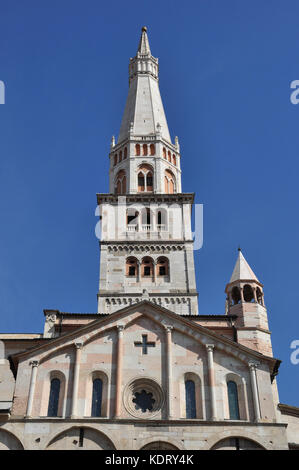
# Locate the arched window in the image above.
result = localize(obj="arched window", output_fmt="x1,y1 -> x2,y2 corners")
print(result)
91,378 -> 103,417
47,378 -> 60,417
243,284 -> 254,302
150,144 -> 155,155
124,147 -> 127,159
156,257 -> 169,276
138,165 -> 153,192
185,380 -> 196,419
142,144 -> 148,156
135,144 -> 140,156
119,151 -> 122,162
114,154 -> 117,166
163,147 -> 166,159
127,209 -> 139,231
172,154 -> 176,166
115,170 -> 126,194
167,151 -> 171,162
256,287 -> 263,305
227,381 -> 240,420
232,286 -> 241,305
164,169 -> 176,194
141,257 -> 154,277
157,209 -> 167,230
141,207 -> 152,226
126,257 -> 138,277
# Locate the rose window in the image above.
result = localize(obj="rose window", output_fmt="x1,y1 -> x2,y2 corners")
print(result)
132,390 -> 155,412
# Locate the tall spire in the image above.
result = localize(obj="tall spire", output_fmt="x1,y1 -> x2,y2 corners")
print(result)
117,27 -> 171,144
137,26 -> 151,55
229,249 -> 259,283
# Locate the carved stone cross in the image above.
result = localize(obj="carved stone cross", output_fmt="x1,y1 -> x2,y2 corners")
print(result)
134,334 -> 155,355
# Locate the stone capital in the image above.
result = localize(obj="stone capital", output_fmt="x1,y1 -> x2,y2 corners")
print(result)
164,325 -> 173,333
29,360 -> 39,368
248,361 -> 259,371
206,344 -> 215,352
74,342 -> 83,350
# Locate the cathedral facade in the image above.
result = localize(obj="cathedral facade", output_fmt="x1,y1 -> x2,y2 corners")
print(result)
0,27 -> 298,450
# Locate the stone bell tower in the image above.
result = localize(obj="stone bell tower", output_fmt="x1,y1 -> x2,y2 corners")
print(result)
96,27 -> 199,316
225,249 -> 273,356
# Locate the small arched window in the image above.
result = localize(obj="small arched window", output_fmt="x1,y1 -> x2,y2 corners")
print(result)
126,257 -> 138,277
114,154 -> 117,166
150,144 -> 155,155
256,287 -> 263,305
115,170 -> 126,195
185,380 -> 196,419
119,151 -> 122,162
164,169 -> 176,194
168,151 -> 171,162
163,147 -> 166,159
138,165 -> 154,193
141,257 -> 154,277
157,209 -> 167,229
172,154 -> 176,166
143,144 -> 148,156
232,286 -> 241,305
135,144 -> 140,156
124,147 -> 127,159
91,378 -> 103,417
47,378 -> 60,417
243,284 -> 254,303
156,257 -> 169,276
227,381 -> 240,420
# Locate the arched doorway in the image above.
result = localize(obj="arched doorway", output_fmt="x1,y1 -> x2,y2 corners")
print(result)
46,426 -> 115,450
211,437 -> 264,450
141,441 -> 179,450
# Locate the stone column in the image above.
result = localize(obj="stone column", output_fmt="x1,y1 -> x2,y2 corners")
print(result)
249,362 -> 261,421
240,286 -> 244,303
206,344 -> 217,421
26,360 -> 39,418
253,287 -> 258,303
165,326 -> 173,419
71,342 -> 83,418
115,325 -> 124,418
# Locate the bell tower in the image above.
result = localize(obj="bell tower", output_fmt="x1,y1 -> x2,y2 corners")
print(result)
225,249 -> 273,356
97,27 -> 199,316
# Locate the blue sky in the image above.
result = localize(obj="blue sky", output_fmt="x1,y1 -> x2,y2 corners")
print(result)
0,0 -> 299,406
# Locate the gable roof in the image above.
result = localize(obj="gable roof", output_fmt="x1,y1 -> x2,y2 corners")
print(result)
10,301 -> 280,377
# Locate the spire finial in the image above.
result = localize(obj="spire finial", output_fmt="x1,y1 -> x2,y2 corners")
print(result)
137,26 -> 151,55
238,246 -> 241,252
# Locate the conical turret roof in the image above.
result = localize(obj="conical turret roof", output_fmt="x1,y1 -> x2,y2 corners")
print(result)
229,249 -> 260,283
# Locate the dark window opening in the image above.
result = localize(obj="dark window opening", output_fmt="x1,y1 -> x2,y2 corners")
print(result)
47,378 -> 60,417
185,380 -> 196,419
91,378 -> 103,417
144,266 -> 151,276
133,390 -> 155,412
129,266 -> 136,276
227,381 -> 240,420
159,266 -> 166,276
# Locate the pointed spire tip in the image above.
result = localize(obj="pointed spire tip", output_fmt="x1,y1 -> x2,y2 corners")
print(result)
142,26 -> 147,32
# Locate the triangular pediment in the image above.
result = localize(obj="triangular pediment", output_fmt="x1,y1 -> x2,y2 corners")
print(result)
12,301 -> 277,371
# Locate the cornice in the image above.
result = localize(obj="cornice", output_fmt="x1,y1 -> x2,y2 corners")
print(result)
96,192 -> 195,205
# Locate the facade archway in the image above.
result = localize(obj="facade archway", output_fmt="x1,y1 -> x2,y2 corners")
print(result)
0,429 -> 24,450
46,426 -> 115,450
141,441 -> 179,450
211,436 -> 265,450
